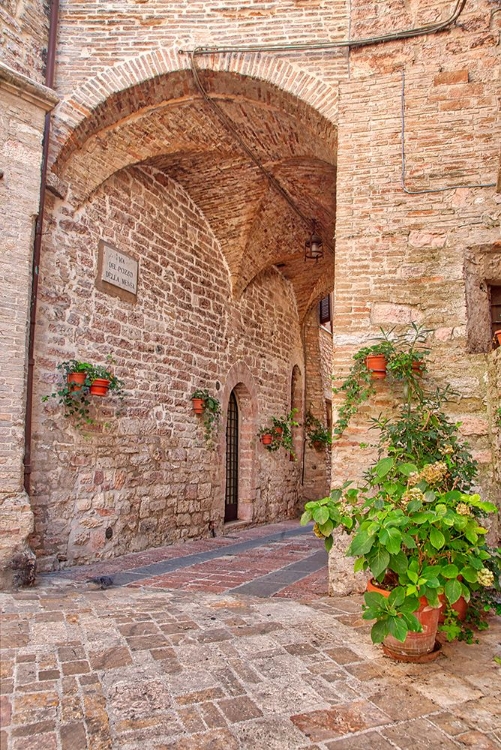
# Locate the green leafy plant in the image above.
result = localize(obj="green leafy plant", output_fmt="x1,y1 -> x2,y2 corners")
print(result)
495,407 -> 501,428
332,325 -> 431,438
191,389 -> 221,444
42,359 -> 125,428
303,340 -> 500,646
302,456 -> 497,644
258,409 -> 299,457
304,410 -> 332,449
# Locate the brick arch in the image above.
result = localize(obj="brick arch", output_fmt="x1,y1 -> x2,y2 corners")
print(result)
51,48 -> 338,172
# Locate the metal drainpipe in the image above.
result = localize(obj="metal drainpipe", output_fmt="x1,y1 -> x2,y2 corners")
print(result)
24,0 -> 60,494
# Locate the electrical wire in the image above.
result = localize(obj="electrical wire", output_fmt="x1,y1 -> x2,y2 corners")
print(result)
400,70 -> 496,194
181,0 -> 468,56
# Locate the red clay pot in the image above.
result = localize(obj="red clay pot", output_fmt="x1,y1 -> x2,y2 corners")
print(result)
367,579 -> 440,660
192,398 -> 205,414
90,378 -> 110,397
261,433 -> 273,446
366,355 -> 387,380
438,594 -> 468,623
67,372 -> 86,392
495,330 -> 501,347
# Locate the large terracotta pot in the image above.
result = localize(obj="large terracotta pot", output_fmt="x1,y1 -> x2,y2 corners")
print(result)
367,579 -> 440,661
365,355 -> 387,380
90,378 -> 110,397
495,330 -> 501,347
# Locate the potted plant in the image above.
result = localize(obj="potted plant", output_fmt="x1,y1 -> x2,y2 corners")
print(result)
304,410 -> 332,450
304,343 -> 499,660
258,409 -> 299,457
191,389 -> 221,444
88,364 -> 124,397
42,359 -> 125,427
332,325 -> 430,439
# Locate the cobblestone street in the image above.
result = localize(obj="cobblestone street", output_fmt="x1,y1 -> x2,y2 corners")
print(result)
1,521 -> 500,749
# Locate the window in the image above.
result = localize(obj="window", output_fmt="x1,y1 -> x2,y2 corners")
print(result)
490,285 -> 501,343
319,295 -> 332,328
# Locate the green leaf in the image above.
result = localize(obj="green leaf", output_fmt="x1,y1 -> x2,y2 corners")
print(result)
379,527 -> 402,555
389,551 -> 408,575
353,557 -> 366,573
444,578 -> 462,605
375,457 -> 394,479
388,616 -> 408,642
441,564 -> 459,579
460,566 -> 478,583
401,532 -> 417,549
398,462 -> 418,477
371,619 -> 390,644
300,511 -> 312,526
312,507 -> 329,525
388,587 -> 406,607
368,548 -> 390,579
364,591 -> 387,608
430,527 -> 445,550
423,491 -> 436,503
324,535 -> 334,553
319,519 -> 334,537
348,529 -> 375,557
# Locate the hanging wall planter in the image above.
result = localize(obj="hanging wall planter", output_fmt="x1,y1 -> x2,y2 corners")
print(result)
90,378 -> 111,397
260,432 -> 273,446
192,397 -> 205,415
365,354 -> 387,379
42,359 -> 125,428
191,389 -> 221,444
495,330 -> 501,347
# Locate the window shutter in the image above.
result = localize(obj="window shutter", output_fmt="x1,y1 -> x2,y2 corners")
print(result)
319,295 -> 331,325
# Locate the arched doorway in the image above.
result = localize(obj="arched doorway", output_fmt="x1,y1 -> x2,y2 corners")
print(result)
224,390 -> 239,522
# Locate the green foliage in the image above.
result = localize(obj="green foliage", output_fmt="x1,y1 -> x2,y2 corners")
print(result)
191,389 -> 221,445
333,324 -> 431,438
42,359 -> 125,428
304,326 -> 499,645
495,407 -> 501,428
258,409 -> 299,457
304,410 -> 332,449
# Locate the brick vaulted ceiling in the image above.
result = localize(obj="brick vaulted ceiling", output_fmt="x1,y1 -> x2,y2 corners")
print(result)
54,70 -> 337,320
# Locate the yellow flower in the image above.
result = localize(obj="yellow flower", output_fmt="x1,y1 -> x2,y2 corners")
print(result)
313,523 -> 325,539
456,502 -> 472,516
477,568 -> 494,587
420,462 -> 448,485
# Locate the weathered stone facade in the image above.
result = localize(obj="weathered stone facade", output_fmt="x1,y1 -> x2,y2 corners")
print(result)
0,63 -> 58,588
1,0 -> 499,582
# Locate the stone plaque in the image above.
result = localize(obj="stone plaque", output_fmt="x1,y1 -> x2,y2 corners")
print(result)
101,244 -> 138,294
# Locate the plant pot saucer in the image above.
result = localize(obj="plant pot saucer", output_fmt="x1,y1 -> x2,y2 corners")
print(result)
382,639 -> 442,663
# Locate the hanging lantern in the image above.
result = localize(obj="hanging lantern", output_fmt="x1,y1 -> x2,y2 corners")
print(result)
304,222 -> 323,261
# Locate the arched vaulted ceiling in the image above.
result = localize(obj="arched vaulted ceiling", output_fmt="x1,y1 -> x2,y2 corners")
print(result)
54,70 -> 337,320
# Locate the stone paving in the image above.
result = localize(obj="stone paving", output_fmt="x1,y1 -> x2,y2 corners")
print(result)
1,521 -> 500,749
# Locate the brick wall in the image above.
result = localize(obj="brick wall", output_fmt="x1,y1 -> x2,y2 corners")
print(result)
31,166 -> 303,570
332,0 -> 501,519
0,65 -> 58,587
0,0 -> 49,83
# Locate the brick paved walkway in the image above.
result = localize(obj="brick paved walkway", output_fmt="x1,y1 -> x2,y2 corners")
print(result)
1,521 -> 500,749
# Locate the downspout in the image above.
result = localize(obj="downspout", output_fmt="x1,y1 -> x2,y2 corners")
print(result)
24,0 -> 59,494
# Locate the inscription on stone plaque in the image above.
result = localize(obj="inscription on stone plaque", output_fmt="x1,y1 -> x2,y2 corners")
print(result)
101,245 -> 138,294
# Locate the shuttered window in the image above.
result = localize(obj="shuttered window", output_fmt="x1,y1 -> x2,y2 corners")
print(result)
319,295 -> 331,326
491,285 -> 501,342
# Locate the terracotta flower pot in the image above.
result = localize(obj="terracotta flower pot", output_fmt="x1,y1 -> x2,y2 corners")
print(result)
90,378 -> 110,397
192,398 -> 205,414
67,372 -> 86,392
495,330 -> 501,347
367,579 -> 440,661
412,361 -> 424,376
438,593 -> 468,624
261,433 -> 273,446
365,355 -> 387,380
274,426 -> 283,438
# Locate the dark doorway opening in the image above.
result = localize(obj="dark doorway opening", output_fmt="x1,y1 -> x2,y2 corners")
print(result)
225,390 -> 239,522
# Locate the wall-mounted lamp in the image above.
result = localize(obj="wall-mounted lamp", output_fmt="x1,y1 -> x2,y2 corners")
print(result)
304,221 -> 323,261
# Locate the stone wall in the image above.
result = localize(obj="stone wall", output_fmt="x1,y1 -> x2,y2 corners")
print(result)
0,64 -> 58,588
0,0 -> 49,83
332,0 -> 501,520
30,166 -> 303,570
